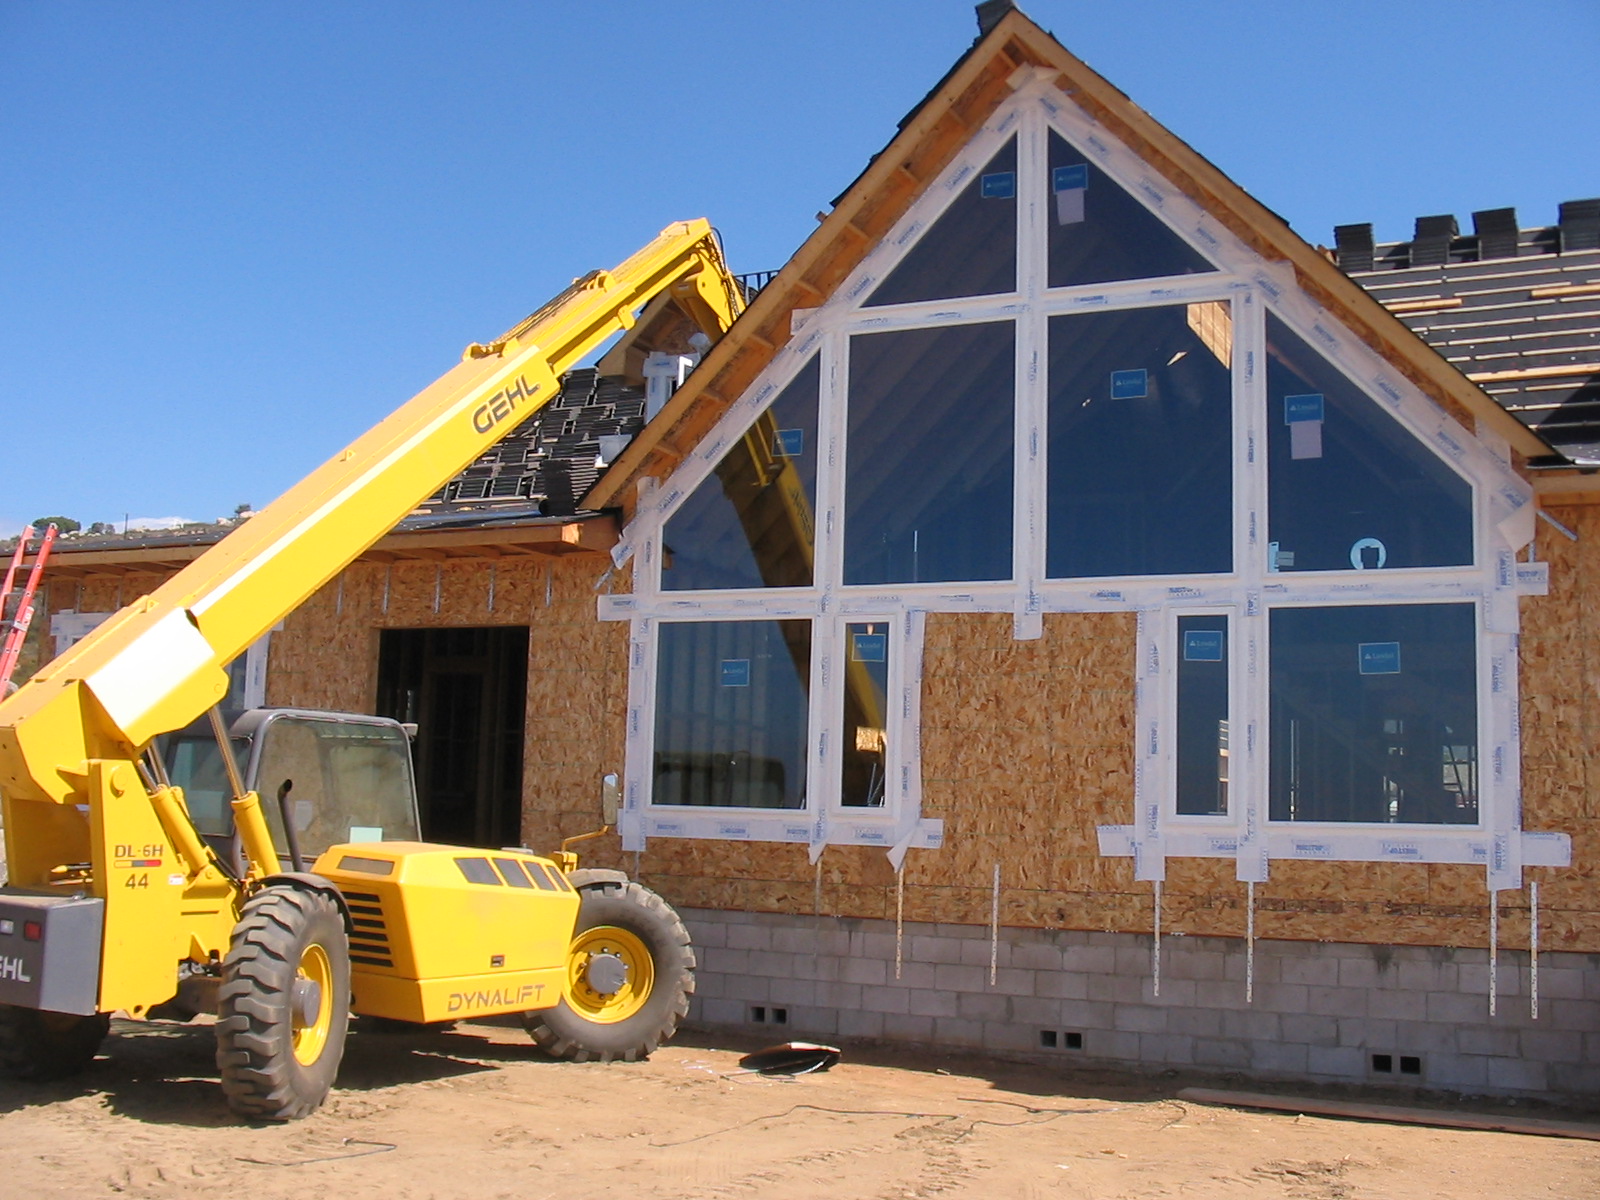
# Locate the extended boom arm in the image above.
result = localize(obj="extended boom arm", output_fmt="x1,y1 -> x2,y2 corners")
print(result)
0,221 -> 740,892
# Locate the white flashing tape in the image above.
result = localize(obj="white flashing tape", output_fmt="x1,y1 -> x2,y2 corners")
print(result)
1098,825 -> 1569,870
1245,880 -> 1256,1004
989,863 -> 1001,987
1530,878 -> 1540,1021
1151,879 -> 1162,998
1488,888 -> 1500,1019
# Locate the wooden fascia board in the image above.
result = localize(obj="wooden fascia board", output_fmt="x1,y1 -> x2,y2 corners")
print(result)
583,21 -> 1037,515
47,517 -> 614,580
1533,472 -> 1600,504
365,517 -> 617,558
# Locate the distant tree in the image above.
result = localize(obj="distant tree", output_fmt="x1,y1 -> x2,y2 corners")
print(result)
30,516 -> 80,534
87,522 -> 115,535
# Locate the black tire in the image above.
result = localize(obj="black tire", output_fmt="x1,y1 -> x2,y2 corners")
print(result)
524,878 -> 694,1063
214,885 -> 350,1121
0,1004 -> 109,1080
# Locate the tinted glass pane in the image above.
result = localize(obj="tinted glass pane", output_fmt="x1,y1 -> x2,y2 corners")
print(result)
1047,304 -> 1233,577
1267,314 -> 1473,572
662,358 -> 820,591
1176,616 -> 1229,817
255,718 -> 420,859
866,138 -> 1017,307
654,620 -> 810,809
841,622 -> 890,808
1269,604 -> 1477,825
1047,131 -> 1214,289
845,322 -> 1014,585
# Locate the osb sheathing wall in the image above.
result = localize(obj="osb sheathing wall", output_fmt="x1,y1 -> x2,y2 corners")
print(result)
260,555 -> 633,850
625,584 -> 1598,956
38,504 -> 1600,954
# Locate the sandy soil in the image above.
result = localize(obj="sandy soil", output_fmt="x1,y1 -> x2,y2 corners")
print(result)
1,1017 -> 1596,1200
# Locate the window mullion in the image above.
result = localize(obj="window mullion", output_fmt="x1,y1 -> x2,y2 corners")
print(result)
1013,97 -> 1047,637
1234,287 -> 1270,881
620,617 -> 657,852
808,614 -> 841,839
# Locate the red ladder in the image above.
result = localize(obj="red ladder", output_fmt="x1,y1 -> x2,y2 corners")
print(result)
0,523 -> 59,694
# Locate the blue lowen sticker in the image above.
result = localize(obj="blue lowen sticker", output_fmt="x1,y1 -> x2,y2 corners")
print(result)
1284,393 -> 1325,424
1111,369 -> 1148,399
1183,630 -> 1224,661
1052,164 -> 1089,193
720,659 -> 751,687
1358,642 -> 1401,675
850,632 -> 888,663
772,428 -> 804,457
980,172 -> 1016,199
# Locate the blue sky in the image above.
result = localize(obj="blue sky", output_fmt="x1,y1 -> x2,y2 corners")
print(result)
2,0 -> 1596,535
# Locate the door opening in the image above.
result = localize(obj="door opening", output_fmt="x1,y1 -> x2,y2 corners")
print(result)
376,626 -> 529,848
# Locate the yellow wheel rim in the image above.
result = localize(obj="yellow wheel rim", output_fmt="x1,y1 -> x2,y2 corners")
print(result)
292,943 -> 335,1065
566,926 -> 653,1024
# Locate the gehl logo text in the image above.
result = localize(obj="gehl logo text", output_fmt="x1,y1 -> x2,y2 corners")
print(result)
472,375 -> 541,435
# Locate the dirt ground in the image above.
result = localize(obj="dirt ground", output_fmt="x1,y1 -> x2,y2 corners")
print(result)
1,1017 -> 1596,1200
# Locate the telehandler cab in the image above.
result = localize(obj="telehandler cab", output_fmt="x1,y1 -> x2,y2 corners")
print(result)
0,222 -> 742,1119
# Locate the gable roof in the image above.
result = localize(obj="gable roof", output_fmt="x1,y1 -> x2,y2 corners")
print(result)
586,4 -> 1546,518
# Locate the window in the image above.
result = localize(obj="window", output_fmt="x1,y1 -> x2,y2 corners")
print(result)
1269,604 -> 1478,825
1176,615 -> 1229,817
845,322 -> 1015,585
841,622 -> 891,808
1047,130 -> 1214,288
866,138 -> 1017,307
612,82 -> 1527,871
1047,304 -> 1233,578
662,357 -> 820,591
1267,314 -> 1473,573
653,620 -> 811,809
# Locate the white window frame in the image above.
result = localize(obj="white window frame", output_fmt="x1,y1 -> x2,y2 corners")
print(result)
602,76 -> 1562,886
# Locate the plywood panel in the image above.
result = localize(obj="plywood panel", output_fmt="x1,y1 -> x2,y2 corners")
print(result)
46,505 -> 1600,955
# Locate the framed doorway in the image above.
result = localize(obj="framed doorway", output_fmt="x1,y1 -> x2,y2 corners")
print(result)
376,626 -> 529,848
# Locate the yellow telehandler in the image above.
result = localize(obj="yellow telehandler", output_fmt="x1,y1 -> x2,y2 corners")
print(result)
0,221 -> 742,1119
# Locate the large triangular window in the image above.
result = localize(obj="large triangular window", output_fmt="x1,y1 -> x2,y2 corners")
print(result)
1047,131 -> 1215,288
660,357 -> 820,591
1265,314 -> 1473,572
865,138 -> 1018,307
609,80 -> 1537,885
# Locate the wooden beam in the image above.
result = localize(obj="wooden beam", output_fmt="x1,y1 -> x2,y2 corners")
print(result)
1383,297 -> 1464,314
45,516 -> 616,580
1530,282 -> 1600,299
1468,363 -> 1600,384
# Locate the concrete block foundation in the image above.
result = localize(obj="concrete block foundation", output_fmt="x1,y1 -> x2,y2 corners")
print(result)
681,908 -> 1600,1102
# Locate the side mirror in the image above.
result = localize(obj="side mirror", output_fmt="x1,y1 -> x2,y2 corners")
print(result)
601,773 -> 620,825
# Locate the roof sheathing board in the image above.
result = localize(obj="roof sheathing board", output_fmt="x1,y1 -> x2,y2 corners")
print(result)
587,9 -> 1542,516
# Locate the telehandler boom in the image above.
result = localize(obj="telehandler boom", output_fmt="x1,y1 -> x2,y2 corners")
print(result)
0,221 -> 741,1119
